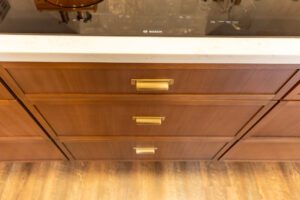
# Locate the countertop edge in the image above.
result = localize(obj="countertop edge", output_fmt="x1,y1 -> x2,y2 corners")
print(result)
1,35 -> 300,63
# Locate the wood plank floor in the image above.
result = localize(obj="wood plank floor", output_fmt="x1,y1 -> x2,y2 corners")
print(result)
0,162 -> 299,200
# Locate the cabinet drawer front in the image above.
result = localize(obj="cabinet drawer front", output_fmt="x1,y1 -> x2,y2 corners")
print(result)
0,101 -> 44,137
0,82 -> 13,100
251,101 -> 300,137
63,138 -> 227,160
0,139 -> 64,161
8,66 -> 294,94
223,138 -> 300,161
285,83 -> 300,100
36,100 -> 264,137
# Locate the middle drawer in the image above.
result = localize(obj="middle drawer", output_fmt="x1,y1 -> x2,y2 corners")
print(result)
32,97 -> 267,137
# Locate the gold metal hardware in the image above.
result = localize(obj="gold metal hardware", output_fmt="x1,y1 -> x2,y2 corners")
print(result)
131,79 -> 174,91
134,147 -> 158,155
132,116 -> 165,125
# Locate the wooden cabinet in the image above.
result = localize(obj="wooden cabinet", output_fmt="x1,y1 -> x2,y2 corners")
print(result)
0,79 -> 65,161
63,137 -> 229,160
223,98 -> 300,160
0,139 -> 64,161
251,101 -> 300,137
2,62 -> 300,161
223,138 -> 300,161
33,98 -> 266,137
6,63 -> 294,95
0,82 -> 13,100
0,101 -> 45,137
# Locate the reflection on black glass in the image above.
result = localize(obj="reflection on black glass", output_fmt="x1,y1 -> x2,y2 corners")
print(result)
35,0 -> 104,23
0,0 -> 300,36
0,0 -> 10,23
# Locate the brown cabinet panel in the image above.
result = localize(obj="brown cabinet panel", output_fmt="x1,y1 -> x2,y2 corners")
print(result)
63,138 -> 228,160
223,138 -> 300,161
0,82 -> 13,100
0,139 -> 64,161
285,83 -> 300,100
0,101 -> 45,137
35,100 -> 264,137
251,101 -> 300,137
8,67 -> 294,94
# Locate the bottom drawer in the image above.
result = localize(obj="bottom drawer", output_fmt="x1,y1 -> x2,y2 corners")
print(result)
223,138 -> 300,161
0,139 -> 65,161
63,138 -> 229,160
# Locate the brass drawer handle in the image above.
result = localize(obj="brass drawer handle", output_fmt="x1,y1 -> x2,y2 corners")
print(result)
132,116 -> 165,125
131,79 -> 174,91
134,147 -> 158,155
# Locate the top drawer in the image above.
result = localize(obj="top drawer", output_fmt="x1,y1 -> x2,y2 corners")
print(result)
0,82 -> 13,100
6,63 -> 295,95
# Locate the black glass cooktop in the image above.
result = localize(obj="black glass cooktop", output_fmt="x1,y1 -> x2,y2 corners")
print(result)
1,0 -> 300,36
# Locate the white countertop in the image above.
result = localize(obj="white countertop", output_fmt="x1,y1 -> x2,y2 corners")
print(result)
0,35 -> 300,64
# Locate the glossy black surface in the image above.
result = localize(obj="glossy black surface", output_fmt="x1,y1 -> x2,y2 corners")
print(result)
0,0 -> 300,36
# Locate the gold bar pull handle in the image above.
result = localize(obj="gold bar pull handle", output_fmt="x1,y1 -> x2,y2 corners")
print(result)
131,79 -> 174,91
134,147 -> 158,155
133,116 -> 165,126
